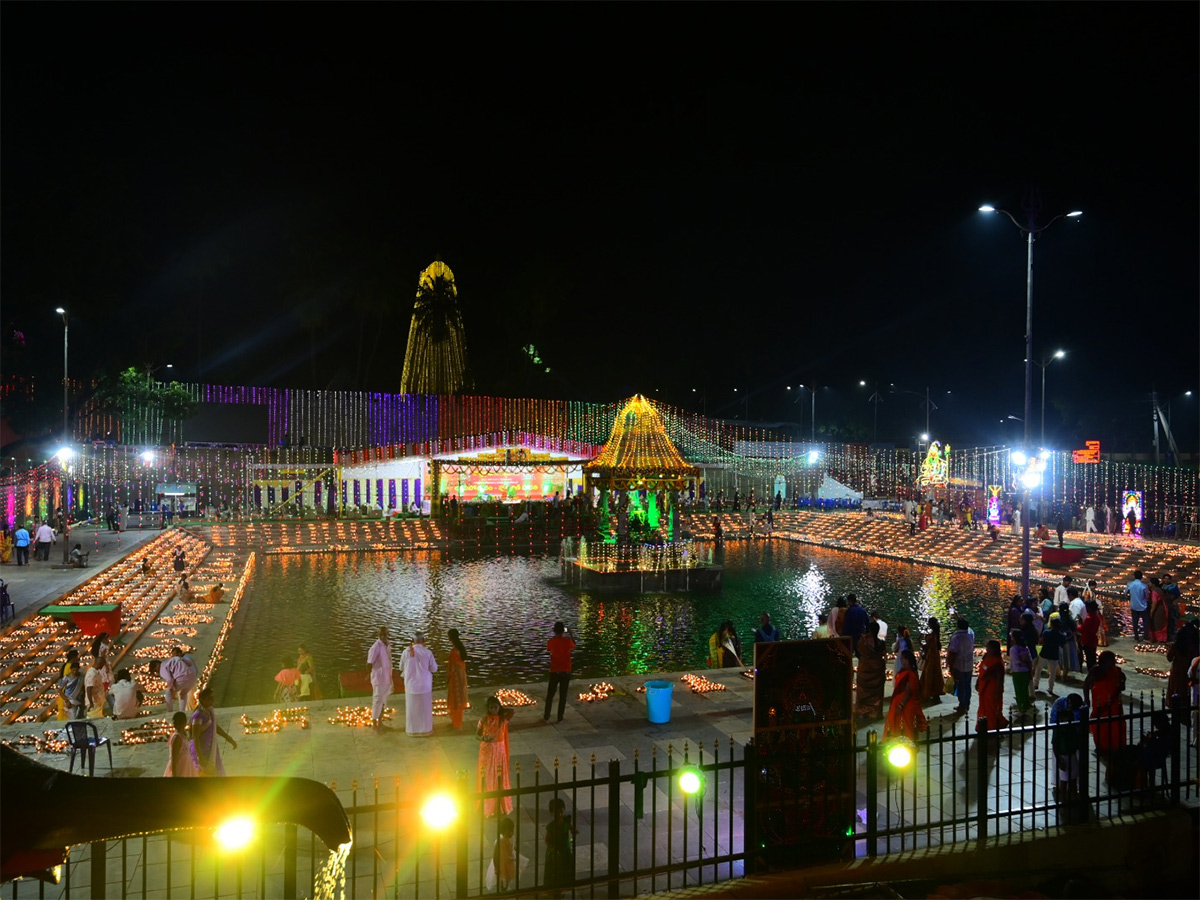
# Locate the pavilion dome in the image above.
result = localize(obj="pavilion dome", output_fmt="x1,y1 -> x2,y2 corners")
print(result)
584,394 -> 699,489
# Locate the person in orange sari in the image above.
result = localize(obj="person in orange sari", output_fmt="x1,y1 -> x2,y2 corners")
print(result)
476,696 -> 515,816
975,640 -> 1009,731
884,649 -> 927,741
1082,650 -> 1126,756
446,628 -> 469,729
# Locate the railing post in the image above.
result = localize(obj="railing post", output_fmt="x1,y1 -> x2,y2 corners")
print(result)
865,731 -> 878,859
283,823 -> 298,900
743,742 -> 758,875
1078,705 -> 1090,819
456,769 -> 469,899
608,759 -> 620,899
975,719 -> 988,842
91,840 -> 107,900
1170,693 -> 1183,806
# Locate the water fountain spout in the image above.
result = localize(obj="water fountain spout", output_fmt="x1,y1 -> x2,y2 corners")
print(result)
0,745 -> 351,883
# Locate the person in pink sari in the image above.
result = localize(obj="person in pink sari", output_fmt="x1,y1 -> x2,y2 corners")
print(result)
476,696 -> 515,816
164,711 -> 197,777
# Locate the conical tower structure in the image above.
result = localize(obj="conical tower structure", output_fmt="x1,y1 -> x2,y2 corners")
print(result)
584,394 -> 699,490
399,259 -> 472,395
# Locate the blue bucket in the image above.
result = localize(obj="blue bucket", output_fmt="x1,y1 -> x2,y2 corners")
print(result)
645,680 -> 673,724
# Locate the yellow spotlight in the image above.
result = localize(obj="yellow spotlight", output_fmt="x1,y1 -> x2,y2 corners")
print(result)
420,792 -> 459,831
214,816 -> 256,851
677,766 -> 704,795
884,737 -> 916,770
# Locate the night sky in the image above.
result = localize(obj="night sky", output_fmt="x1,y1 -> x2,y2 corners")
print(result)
3,4 -> 1197,451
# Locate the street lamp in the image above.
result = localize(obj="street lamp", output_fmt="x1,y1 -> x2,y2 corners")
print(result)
1035,349 -> 1065,445
980,202 -> 1081,599
796,384 -> 827,442
55,308 -> 68,441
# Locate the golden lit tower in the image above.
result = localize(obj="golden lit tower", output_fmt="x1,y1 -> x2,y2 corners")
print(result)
399,259 -> 473,395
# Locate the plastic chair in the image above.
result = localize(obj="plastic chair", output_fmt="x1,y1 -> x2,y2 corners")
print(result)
66,721 -> 112,776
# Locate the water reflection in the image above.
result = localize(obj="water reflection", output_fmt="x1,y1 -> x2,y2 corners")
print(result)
217,543 -> 1023,706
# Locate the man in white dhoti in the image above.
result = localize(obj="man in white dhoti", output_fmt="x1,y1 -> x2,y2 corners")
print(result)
367,626 -> 392,729
401,631 -> 438,736
1085,505 -> 1097,533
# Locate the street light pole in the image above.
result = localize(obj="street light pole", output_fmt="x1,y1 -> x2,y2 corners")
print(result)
1036,350 -> 1065,446
980,203 -> 1081,599
55,308 -> 69,441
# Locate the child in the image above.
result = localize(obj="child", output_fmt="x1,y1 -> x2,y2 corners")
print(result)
544,797 -> 577,898
486,816 -> 516,892
164,711 -> 197,777
297,661 -> 313,701
274,655 -> 301,703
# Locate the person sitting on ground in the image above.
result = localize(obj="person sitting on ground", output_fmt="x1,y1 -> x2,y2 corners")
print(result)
812,612 -> 832,639
141,556 -> 153,575
69,543 -> 88,567
178,575 -> 195,603
203,582 -> 226,603
111,667 -> 144,719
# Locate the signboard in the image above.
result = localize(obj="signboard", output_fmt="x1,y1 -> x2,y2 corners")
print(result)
155,483 -> 198,497
1072,440 -> 1101,464
750,639 -> 855,866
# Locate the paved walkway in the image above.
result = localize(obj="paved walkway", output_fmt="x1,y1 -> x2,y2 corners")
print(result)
2,523 -> 163,618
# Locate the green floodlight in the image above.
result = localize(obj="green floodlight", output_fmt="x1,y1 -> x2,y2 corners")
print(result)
677,766 -> 704,796
884,736 -> 916,770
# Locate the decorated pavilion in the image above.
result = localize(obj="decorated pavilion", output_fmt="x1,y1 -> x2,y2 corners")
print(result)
583,394 -> 700,543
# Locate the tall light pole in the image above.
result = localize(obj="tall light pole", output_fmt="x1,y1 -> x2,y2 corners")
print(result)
797,384 -> 826,442
980,203 -> 1081,599
55,307 -> 69,441
1036,349 -> 1065,445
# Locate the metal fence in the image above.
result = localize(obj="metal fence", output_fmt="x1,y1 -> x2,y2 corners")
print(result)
7,693 -> 1195,899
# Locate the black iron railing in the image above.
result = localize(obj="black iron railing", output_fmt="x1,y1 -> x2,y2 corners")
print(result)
7,693 -> 1195,899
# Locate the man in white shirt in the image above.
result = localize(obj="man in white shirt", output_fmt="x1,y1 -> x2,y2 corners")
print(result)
111,668 -> 142,719
401,631 -> 438,736
33,521 -> 56,561
1067,588 -> 1086,624
1053,575 -> 1073,610
1085,505 -> 1097,533
367,626 -> 391,729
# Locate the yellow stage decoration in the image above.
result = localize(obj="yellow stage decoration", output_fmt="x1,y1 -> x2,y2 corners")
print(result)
584,394 -> 699,491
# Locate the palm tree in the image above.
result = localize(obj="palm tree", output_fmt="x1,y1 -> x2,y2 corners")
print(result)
399,259 -> 472,394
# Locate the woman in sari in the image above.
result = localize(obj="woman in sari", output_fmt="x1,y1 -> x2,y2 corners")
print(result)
918,617 -> 944,701
884,649 -> 927,741
853,622 -> 886,720
190,687 -> 237,776
975,640 -> 1009,731
1147,578 -> 1169,643
164,712 -> 197,777
1082,651 -> 1126,756
446,628 -> 469,729
476,696 -> 515,816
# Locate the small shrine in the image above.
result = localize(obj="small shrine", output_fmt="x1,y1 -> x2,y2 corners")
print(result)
563,395 -> 720,592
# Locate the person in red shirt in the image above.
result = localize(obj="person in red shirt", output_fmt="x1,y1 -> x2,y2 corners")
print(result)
544,622 -> 576,723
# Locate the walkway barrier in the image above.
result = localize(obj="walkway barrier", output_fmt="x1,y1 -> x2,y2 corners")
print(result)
6,693 -> 1194,899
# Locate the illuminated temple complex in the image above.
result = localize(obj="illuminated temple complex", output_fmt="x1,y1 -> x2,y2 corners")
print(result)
2,379 -> 1197,546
